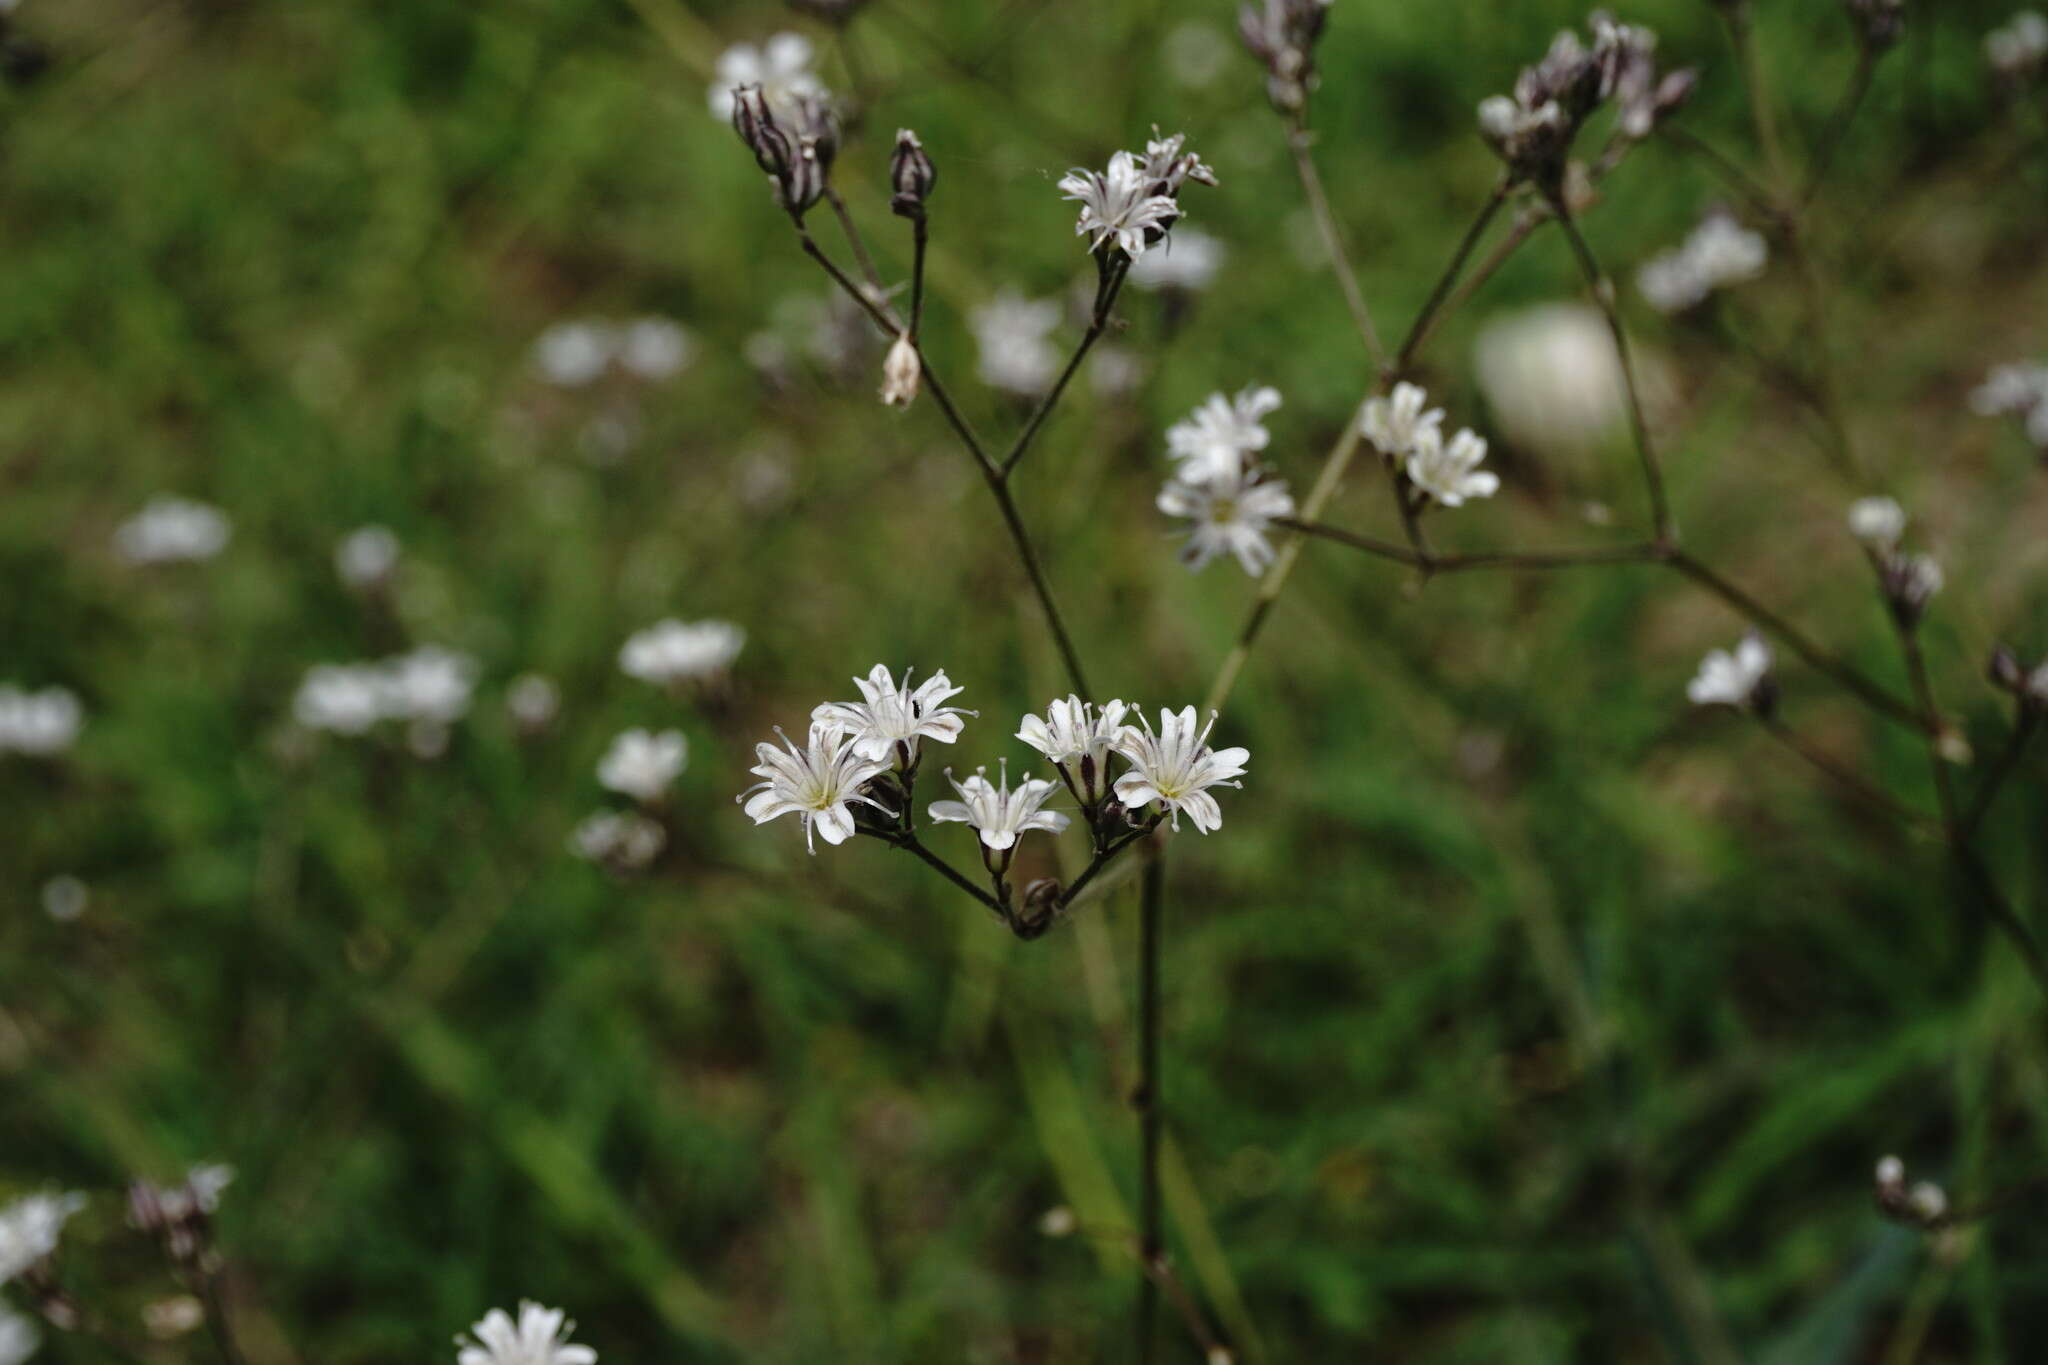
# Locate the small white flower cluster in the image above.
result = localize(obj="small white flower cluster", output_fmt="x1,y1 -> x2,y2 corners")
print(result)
456,1301 -> 596,1365
619,618 -> 745,688
1127,227 -> 1226,294
597,729 -> 687,805
569,809 -> 667,873
971,292 -> 1063,397
335,525 -> 401,592
740,669 -> 1251,864
1361,381 -> 1500,508
1968,360 -> 2048,449
291,645 -> 478,755
1159,385 -> 1296,576
114,497 -> 230,565
707,32 -> 821,120
1637,212 -> 1768,315
1846,497 -> 1943,628
0,1306 -> 36,1365
1059,132 -> 1216,262
1687,633 -> 1774,711
0,684 -> 81,757
1874,1154 -> 1950,1228
0,1189 -> 86,1284
41,874 -> 88,923
128,1165 -> 233,1264
532,317 -> 695,388
1985,11 -> 2048,83
1478,13 -> 1685,179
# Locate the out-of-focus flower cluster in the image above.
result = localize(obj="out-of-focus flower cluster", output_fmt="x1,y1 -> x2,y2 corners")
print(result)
1637,211 -> 1768,314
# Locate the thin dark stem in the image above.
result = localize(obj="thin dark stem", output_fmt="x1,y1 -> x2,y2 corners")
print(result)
1287,122 -> 1385,366
1001,255 -> 1128,477
1657,126 -> 1783,222
1059,818 -> 1160,908
1899,628 -> 1959,831
1803,44 -> 1879,209
824,188 -> 887,301
1725,4 -> 1788,191
1551,203 -> 1672,539
1439,206 -> 1547,334
1391,179 -> 1510,374
1756,715 -> 1937,829
1664,550 -> 1930,734
987,478 -> 1092,696
1953,846 -> 2048,1002
889,832 -> 1006,916
1278,516 -> 1663,573
1135,852 -> 1164,1365
1963,710 -> 2040,837
1942,1174 -> 2048,1228
908,214 -> 929,341
196,1268 -> 248,1365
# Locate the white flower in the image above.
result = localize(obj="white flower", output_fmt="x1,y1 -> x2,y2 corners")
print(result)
597,729 -> 687,804
1059,150 -> 1183,260
1687,633 -> 1773,708
292,663 -> 386,734
378,646 -> 477,725
41,875 -> 88,923
533,322 -> 614,387
335,525 -> 400,590
880,335 -> 921,407
707,33 -> 822,120
1111,706 -> 1249,834
813,665 -> 973,764
928,761 -> 1072,851
971,292 -> 1062,396
738,723 -> 894,853
1847,496 -> 1906,550
617,317 -> 693,381
0,1191 -> 86,1284
114,497 -> 230,564
1017,696 -> 1131,802
1135,132 -> 1218,195
1986,11 -> 2048,76
1405,426 -> 1500,507
1473,303 -> 1630,458
1968,361 -> 2048,416
1165,384 -> 1280,482
0,685 -> 82,756
0,1307 -> 36,1365
1907,1181 -> 1948,1223
1358,381 -> 1445,459
1637,213 -> 1767,313
1163,20 -> 1233,88
506,674 -> 560,731
569,810 -> 666,871
619,619 -> 745,686
1126,225 -> 1225,292
456,1301 -> 597,1365
1884,552 -> 1945,619
1875,1155 -> 1906,1189
1159,464 -> 1294,576
141,1297 -> 206,1340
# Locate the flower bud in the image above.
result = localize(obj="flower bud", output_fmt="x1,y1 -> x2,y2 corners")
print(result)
890,128 -> 936,218
1881,552 -> 1944,629
879,335 -> 921,408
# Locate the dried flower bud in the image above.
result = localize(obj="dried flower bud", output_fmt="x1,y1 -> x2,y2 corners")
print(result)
1880,551 -> 1943,629
730,83 -> 831,219
1238,0 -> 1332,114
1988,644 -> 2025,693
880,335 -> 921,407
890,128 -> 937,218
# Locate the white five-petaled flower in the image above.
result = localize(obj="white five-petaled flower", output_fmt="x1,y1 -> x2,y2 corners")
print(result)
0,1305 -> 36,1365
1847,496 -> 1906,551
1017,696 -> 1131,801
1158,463 -> 1295,576
619,619 -> 745,686
738,724 -> 894,853
813,665 -> 973,764
114,497 -> 231,565
1111,707 -> 1248,834
707,32 -> 822,120
928,761 -> 1072,851
1686,633 -> 1773,708
0,685 -> 83,756
456,1301 -> 597,1365
1166,385 -> 1280,482
597,729 -> 687,804
1405,426 -> 1500,507
0,1190 -> 86,1284
1358,381 -> 1445,459
1059,150 -> 1183,260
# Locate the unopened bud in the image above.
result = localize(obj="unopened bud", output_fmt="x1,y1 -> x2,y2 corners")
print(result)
1654,68 -> 1699,117
890,129 -> 936,218
1875,1154 -> 1905,1190
1907,1180 -> 1948,1223
1038,1205 -> 1077,1237
731,85 -> 791,179
880,335 -> 921,408
1989,644 -> 2025,693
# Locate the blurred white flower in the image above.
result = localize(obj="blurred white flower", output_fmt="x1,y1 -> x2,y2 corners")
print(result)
1968,361 -> 2048,419
0,1306 -> 37,1365
1907,1181 -> 1948,1223
1406,427 -> 1500,507
456,1301 -> 597,1365
1883,552 -> 1945,623
114,497 -> 230,565
1166,384 -> 1280,482
0,685 -> 82,756
707,33 -> 822,120
1687,633 -> 1773,708
40,875 -> 88,923
1847,496 -> 1906,550
1474,303 -> 1629,460
533,322 -> 614,388
569,810 -> 667,871
620,619 -> 745,687
928,762 -> 1071,850
380,646 -> 477,725
0,1190 -> 86,1284
1637,212 -> 1768,314
738,723 -> 893,853
1111,706 -> 1248,834
814,665 -> 973,764
1128,227 -> 1226,292
617,317 -> 694,381
292,663 -> 386,735
1986,11 -> 2048,78
971,292 -> 1062,396
141,1296 -> 206,1341
1017,696 -> 1130,803
335,525 -> 400,591
1158,464 -> 1295,576
1163,20 -> 1233,87
506,674 -> 561,732
1060,150 -> 1182,260
1359,381 -> 1444,460
597,729 -> 687,804
1090,345 -> 1147,398
1875,1154 -> 1906,1190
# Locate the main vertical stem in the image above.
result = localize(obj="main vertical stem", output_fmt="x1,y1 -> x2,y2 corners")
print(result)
1135,853 -> 1164,1364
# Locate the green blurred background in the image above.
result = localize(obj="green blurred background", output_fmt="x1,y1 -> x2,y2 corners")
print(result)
5,0 -> 2048,1360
